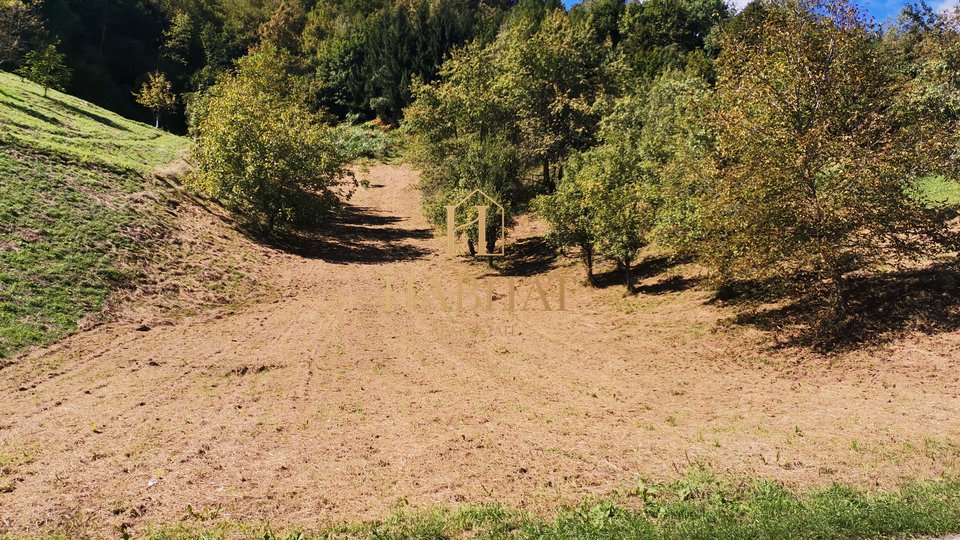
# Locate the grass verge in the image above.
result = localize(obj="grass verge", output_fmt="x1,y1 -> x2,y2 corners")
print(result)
18,473 -> 960,540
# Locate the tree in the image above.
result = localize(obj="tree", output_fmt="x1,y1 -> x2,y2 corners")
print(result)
617,0 -> 728,80
363,0 -> 482,125
160,11 -> 196,82
17,43 -> 70,97
532,166 -> 598,283
498,9 -> 613,189
0,0 -> 44,68
706,0 -> 958,316
534,69 -> 713,290
189,47 -> 349,234
258,1 -> 307,53
134,71 -> 177,129
405,41 -> 522,252
563,95 -> 659,293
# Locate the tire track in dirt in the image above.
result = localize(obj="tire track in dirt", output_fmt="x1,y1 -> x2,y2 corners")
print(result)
2,163 -> 960,535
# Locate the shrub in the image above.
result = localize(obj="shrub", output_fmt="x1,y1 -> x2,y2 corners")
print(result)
189,47 -> 348,234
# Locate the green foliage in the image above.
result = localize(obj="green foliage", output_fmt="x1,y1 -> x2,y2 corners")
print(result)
0,0 -> 44,68
405,7 -> 616,257
189,47 -> 348,234
705,0 -> 959,312
499,9 -> 614,186
16,42 -> 68,97
618,0 -> 729,80
134,71 -> 177,128
532,171 -> 597,280
0,70 -> 187,357
362,0 -> 486,124
535,69 -> 713,289
404,40 -> 522,241
258,1 -> 308,53
567,130 -> 653,291
331,116 -> 402,162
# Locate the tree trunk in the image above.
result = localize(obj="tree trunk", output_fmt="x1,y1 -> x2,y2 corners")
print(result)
830,269 -> 849,320
581,243 -> 594,286
155,113 -> 160,129
542,159 -> 553,190
266,210 -> 278,236
467,238 -> 476,256
623,258 -> 635,293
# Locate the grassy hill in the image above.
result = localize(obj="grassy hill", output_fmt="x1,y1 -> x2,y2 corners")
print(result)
0,71 -> 188,358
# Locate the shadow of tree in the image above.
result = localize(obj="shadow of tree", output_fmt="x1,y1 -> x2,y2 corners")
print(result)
496,236 -> 558,276
264,203 -> 433,264
4,100 -> 63,126
56,99 -> 130,132
635,275 -> 702,295
592,255 -> 694,293
721,262 -> 960,352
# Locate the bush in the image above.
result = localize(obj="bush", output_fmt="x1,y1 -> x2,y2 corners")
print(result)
189,47 -> 348,234
331,116 -> 403,162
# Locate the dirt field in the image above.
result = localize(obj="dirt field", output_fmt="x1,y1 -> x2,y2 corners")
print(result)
1,164 -> 960,536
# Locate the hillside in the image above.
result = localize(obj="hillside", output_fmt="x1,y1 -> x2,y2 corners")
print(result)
0,71 -> 258,358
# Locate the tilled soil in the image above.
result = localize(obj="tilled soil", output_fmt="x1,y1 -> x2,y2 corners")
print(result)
1,164 -> 959,536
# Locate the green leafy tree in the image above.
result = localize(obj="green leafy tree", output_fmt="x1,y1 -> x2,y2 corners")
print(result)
363,0 -> 482,124
498,9 -> 613,188
134,71 -> 177,128
190,47 -> 349,234
532,169 -> 598,282
617,0 -> 728,80
0,0 -> 44,68
706,0 -> 959,315
161,11 -> 194,72
17,42 -> 70,97
562,95 -> 659,292
405,41 -> 522,252
637,69 -> 716,255
534,70 -> 713,289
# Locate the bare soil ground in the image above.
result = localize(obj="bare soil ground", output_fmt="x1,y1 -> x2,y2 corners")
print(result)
2,164 -> 960,537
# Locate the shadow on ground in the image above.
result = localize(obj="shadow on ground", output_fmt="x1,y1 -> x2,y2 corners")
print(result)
593,255 -> 700,294
719,262 -> 960,352
264,204 -> 433,264
496,236 -> 559,276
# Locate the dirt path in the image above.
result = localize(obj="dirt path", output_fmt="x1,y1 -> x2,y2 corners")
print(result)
2,164 -> 960,535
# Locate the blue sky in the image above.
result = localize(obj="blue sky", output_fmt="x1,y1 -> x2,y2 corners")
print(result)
562,0 -> 959,23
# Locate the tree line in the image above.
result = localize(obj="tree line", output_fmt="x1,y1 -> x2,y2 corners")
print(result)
0,0 -> 510,127
3,0 -> 958,321
405,0 -> 960,318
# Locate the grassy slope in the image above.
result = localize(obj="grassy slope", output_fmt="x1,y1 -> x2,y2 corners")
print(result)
0,71 -> 187,357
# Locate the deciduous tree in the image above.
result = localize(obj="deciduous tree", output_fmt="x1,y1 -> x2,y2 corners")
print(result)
706,0 -> 958,315
190,47 -> 349,234
17,42 -> 70,97
134,71 -> 177,129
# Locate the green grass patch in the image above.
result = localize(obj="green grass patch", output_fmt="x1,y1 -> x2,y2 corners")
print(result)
913,175 -> 960,208
0,71 -> 187,357
332,116 -> 404,162
39,474 -> 960,540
